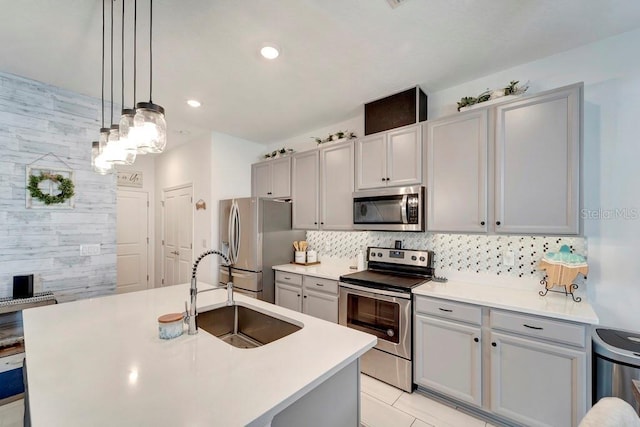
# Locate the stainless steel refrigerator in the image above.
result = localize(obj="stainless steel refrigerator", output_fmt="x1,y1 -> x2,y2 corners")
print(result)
219,198 -> 305,303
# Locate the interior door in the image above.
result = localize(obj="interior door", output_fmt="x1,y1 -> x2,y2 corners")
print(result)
116,190 -> 149,293
163,185 -> 193,286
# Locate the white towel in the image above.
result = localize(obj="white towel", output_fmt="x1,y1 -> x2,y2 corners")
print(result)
579,397 -> 640,427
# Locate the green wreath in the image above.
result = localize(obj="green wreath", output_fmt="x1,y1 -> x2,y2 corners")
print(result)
28,172 -> 75,205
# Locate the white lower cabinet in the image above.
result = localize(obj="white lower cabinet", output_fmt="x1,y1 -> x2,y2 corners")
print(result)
414,295 -> 589,427
414,314 -> 482,406
275,271 -> 338,323
489,331 -> 586,427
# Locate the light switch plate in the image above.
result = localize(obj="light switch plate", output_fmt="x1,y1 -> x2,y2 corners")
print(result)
80,244 -> 101,256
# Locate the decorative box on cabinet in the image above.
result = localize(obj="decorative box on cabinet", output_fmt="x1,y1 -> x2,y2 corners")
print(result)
425,82 -> 582,235
364,86 -> 427,135
291,142 -> 354,230
251,157 -> 291,199
356,123 -> 422,190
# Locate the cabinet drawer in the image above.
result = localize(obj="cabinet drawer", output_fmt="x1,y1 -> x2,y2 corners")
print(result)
303,276 -> 338,295
415,296 -> 482,325
275,271 -> 302,286
490,310 -> 586,348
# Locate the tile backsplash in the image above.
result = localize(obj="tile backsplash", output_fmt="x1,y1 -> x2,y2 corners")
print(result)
306,231 -> 586,278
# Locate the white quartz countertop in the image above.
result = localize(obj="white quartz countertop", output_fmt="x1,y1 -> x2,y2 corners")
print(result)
22,284 -> 376,427
413,280 -> 599,325
272,262 -> 360,281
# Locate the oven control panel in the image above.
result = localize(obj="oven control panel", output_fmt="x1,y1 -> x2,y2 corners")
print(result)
367,247 -> 432,268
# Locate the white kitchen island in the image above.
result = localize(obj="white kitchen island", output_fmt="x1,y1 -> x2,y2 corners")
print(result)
22,284 -> 376,427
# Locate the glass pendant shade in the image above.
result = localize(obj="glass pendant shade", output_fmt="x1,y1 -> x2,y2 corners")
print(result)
92,141 -> 113,175
104,124 -> 133,165
134,102 -> 166,154
117,108 -> 138,163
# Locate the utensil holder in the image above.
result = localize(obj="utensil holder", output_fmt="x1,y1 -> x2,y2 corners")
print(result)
306,250 -> 317,263
294,251 -> 306,263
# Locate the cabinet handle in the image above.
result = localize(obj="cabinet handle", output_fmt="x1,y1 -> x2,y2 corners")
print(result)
284,277 -> 291,280
480,221 -> 485,226
316,283 -> 324,287
297,294 -> 300,297
496,221 -> 501,226
267,192 -> 272,195
381,177 -> 386,182
303,295 -> 307,298
474,337 -> 479,343
438,308 -> 453,312
320,222 -> 324,225
491,342 -> 497,347
523,324 -> 544,330
386,177 -> 390,181
314,222 -> 318,225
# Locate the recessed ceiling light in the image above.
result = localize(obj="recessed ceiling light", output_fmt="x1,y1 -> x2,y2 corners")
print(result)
260,45 -> 280,60
186,99 -> 201,108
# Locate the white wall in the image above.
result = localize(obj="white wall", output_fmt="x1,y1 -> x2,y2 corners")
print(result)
266,116 -> 363,154
154,136 -> 212,284
209,131 -> 264,282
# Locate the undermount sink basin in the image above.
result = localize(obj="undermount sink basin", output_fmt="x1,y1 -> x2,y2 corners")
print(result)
197,304 -> 302,348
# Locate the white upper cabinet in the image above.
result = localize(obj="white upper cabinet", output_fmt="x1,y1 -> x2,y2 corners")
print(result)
494,84 -> 581,234
356,124 -> 422,190
425,83 -> 582,235
251,157 -> 291,199
291,150 -> 320,230
292,142 -> 355,230
426,109 -> 488,232
320,142 -> 354,230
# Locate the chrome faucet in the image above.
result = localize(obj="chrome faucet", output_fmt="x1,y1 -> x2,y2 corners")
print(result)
186,249 -> 234,335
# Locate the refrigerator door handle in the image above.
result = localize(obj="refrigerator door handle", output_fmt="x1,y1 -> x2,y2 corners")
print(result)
228,200 -> 241,264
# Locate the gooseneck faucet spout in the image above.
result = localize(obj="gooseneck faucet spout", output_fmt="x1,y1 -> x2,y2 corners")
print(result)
186,250 -> 232,335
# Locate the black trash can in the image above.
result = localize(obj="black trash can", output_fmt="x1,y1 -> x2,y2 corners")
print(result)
592,327 -> 640,413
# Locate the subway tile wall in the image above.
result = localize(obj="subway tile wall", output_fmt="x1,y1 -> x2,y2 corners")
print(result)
306,231 -> 586,278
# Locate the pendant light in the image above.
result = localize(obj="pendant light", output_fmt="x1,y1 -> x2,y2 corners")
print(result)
120,0 -> 137,149
134,0 -> 167,154
94,0 -> 113,175
104,0 -> 133,165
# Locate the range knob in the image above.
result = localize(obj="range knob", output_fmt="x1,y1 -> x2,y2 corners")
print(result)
419,256 -> 425,261
411,256 -> 417,261
377,252 -> 383,257
370,252 -> 376,257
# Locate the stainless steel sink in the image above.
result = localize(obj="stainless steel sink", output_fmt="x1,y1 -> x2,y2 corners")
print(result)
197,304 -> 302,348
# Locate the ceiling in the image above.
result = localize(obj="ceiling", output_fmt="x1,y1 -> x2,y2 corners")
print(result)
2,0 -> 640,149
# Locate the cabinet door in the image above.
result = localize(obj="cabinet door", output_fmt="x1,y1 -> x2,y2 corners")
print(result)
320,142 -> 354,230
490,331 -> 586,427
427,110 -> 488,232
355,134 -> 386,190
387,124 -> 422,187
302,288 -> 338,323
275,282 -> 302,313
494,84 -> 581,234
414,314 -> 482,406
271,157 -> 292,199
252,162 -> 272,197
292,150 -> 319,229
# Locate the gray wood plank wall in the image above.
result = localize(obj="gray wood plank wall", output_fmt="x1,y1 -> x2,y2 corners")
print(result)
0,71 -> 117,302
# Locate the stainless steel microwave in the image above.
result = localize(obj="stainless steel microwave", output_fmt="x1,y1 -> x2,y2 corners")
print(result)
353,186 -> 425,231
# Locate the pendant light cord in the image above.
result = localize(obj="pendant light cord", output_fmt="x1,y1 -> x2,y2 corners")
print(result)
101,0 -> 105,128
149,0 -> 153,103
110,0 -> 114,125
133,0 -> 137,106
121,0 -> 125,109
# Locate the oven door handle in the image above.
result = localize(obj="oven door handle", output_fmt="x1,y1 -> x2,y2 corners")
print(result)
339,282 -> 411,300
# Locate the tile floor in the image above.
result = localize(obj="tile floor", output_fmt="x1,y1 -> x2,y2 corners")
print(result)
0,376 -> 493,427
360,375 -> 495,427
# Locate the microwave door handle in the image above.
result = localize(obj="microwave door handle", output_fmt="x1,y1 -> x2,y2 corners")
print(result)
401,195 -> 408,224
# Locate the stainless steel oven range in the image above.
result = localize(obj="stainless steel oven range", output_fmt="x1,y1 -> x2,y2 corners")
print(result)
339,247 -> 433,392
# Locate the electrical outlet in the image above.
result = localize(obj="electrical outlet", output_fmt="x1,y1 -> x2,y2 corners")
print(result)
503,250 -> 515,266
80,244 -> 101,256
